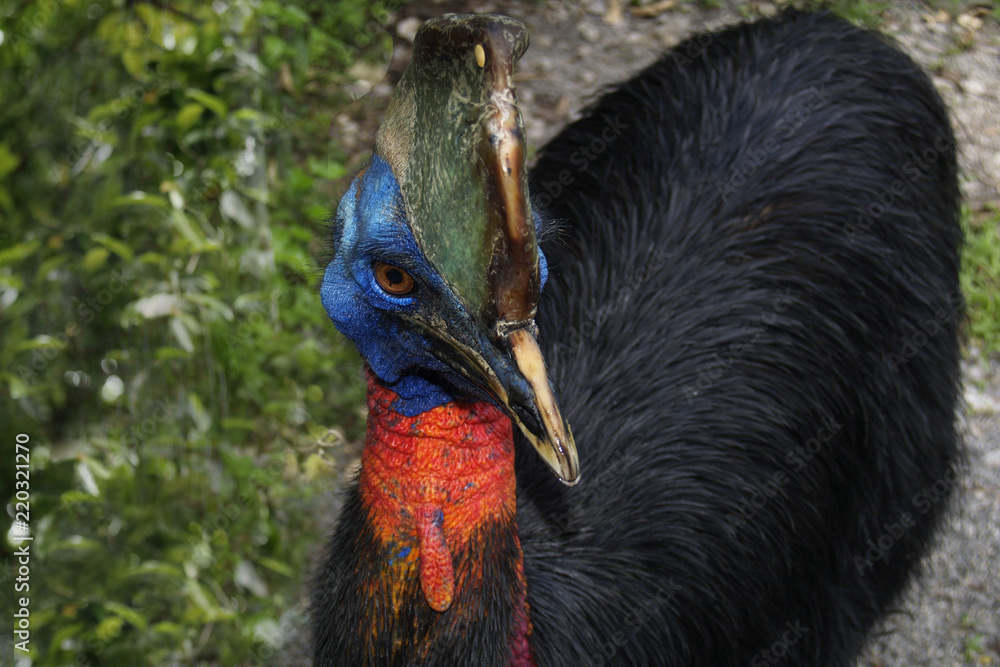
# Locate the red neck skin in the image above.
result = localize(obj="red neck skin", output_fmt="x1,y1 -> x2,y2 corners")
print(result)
358,369 -> 536,666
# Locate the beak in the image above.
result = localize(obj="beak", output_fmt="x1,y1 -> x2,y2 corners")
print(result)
412,317 -> 580,486
506,328 -> 579,485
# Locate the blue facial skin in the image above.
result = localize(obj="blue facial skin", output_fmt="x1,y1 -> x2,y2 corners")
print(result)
320,155 -> 548,416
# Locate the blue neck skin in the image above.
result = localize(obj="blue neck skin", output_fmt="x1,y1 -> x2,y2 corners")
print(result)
320,155 -> 548,417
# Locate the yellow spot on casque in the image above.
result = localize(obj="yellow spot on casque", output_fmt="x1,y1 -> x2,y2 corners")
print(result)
475,44 -> 486,68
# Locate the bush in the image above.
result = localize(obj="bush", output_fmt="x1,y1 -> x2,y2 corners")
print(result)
0,0 -> 398,662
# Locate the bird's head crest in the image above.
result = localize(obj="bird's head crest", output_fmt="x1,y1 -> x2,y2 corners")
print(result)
375,14 -> 538,330
323,14 -> 578,486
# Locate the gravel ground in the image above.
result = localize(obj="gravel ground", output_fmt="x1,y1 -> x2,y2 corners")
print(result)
311,2 -> 1000,665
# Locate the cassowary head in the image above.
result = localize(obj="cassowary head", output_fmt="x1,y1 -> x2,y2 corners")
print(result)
321,15 -> 578,486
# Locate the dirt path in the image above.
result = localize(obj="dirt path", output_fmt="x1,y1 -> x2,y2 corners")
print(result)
320,2 -> 1000,664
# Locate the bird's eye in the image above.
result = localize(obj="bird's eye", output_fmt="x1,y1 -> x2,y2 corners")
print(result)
373,261 -> 415,296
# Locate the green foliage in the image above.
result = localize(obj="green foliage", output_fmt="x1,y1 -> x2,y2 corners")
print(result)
0,0 -> 399,662
815,0 -> 891,27
962,205 -> 1000,353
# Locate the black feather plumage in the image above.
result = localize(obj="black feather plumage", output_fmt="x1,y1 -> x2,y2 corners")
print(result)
312,487 -> 527,666
521,11 -> 962,666
313,10 -> 963,666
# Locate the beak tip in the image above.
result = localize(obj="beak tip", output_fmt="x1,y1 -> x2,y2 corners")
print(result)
560,473 -> 581,487
556,438 -> 580,486
507,327 -> 582,485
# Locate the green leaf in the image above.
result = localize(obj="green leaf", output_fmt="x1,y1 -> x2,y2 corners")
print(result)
138,251 -> 168,266
170,316 -> 195,353
257,556 -> 294,577
0,142 -> 22,179
14,334 -> 68,353
176,102 -> 205,131
184,579 -> 228,621
47,536 -> 104,553
111,191 -> 170,208
170,209 -> 209,249
59,490 -> 100,506
91,232 -> 134,262
104,602 -> 148,630
187,391 -> 212,433
82,247 -> 110,273
87,98 -> 131,124
263,35 -> 285,64
185,88 -> 228,118
48,623 -> 87,654
36,254 -> 69,282
155,346 -> 188,362
259,1 -> 283,17
2,373 -> 29,400
95,615 -> 124,642
127,560 -> 185,579
221,417 -> 257,430
121,49 -> 149,80
281,5 -> 311,27
151,621 -> 185,637
185,292 -> 235,320
287,166 -> 315,193
0,239 -> 41,267
233,108 -> 267,123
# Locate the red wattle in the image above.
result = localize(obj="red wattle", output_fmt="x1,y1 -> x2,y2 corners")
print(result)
357,369 -> 536,665
358,368 -> 514,581
416,505 -> 455,611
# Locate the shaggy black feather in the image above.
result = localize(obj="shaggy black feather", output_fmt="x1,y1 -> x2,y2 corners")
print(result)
520,10 -> 962,667
312,487 -> 529,666
312,10 -> 963,666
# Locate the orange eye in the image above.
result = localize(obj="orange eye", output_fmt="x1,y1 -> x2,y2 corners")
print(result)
374,262 -> 415,296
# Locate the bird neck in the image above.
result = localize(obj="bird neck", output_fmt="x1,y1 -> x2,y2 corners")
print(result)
357,368 -> 536,665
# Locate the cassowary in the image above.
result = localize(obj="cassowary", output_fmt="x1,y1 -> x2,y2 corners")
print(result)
312,11 -> 963,666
